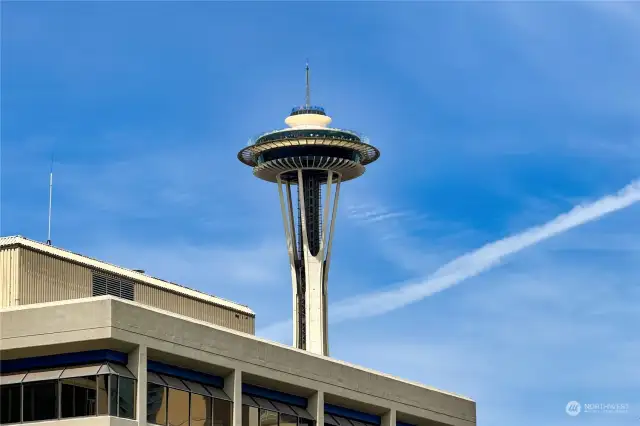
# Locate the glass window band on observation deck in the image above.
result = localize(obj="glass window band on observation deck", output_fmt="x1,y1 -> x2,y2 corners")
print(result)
256,145 -> 362,165
254,129 -> 362,146
290,106 -> 327,116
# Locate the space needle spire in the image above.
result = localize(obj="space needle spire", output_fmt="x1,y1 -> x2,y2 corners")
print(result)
305,61 -> 311,107
238,65 -> 380,355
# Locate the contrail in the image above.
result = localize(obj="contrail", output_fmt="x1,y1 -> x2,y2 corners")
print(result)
259,179 -> 640,340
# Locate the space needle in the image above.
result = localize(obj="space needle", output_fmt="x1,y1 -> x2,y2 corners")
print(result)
238,64 -> 380,355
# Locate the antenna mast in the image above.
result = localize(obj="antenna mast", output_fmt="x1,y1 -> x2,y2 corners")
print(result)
47,154 -> 53,246
305,60 -> 310,107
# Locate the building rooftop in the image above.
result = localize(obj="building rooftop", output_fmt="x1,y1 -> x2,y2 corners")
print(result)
0,235 -> 254,316
1,296 -> 476,426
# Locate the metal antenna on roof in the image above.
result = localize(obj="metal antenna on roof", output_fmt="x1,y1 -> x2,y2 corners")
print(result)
47,151 -> 54,246
305,60 -> 310,107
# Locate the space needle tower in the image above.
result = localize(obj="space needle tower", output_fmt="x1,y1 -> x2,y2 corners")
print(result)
238,64 -> 380,355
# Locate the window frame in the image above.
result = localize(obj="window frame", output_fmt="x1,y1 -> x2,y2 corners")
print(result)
0,362 -> 136,424
241,393 -> 316,426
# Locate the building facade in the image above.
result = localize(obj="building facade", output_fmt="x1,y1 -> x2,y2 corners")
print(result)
0,237 -> 476,426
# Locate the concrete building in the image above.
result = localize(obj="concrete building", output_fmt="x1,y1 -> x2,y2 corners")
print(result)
0,236 -> 476,426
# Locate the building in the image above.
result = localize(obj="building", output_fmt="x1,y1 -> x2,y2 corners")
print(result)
0,236 -> 477,426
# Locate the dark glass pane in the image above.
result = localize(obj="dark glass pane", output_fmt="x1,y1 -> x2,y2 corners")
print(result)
119,377 -> 136,419
147,382 -> 167,425
214,399 -> 232,426
167,388 -> 189,426
191,393 -> 212,426
23,380 -> 58,421
0,385 -> 21,424
280,413 -> 297,426
97,375 -> 109,415
299,419 -> 313,426
242,405 -> 259,426
110,375 -> 119,416
260,409 -> 278,426
61,381 -> 74,417
61,376 -> 98,418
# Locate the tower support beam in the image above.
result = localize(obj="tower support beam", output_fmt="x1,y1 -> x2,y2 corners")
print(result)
277,170 -> 341,355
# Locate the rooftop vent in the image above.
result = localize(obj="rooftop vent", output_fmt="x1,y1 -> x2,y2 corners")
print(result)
92,271 -> 135,301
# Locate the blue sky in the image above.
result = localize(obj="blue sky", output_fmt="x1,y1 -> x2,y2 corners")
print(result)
2,2 -> 639,425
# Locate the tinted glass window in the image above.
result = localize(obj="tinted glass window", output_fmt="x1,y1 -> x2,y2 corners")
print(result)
119,377 -> 136,419
0,385 -> 21,424
299,419 -> 313,426
147,382 -> 167,425
167,388 -> 189,426
213,398 -> 232,426
23,380 -> 58,421
260,409 -> 278,426
61,376 -> 98,418
97,375 -> 109,415
110,375 -> 119,416
191,393 -> 213,426
243,405 -> 259,426
280,413 -> 297,426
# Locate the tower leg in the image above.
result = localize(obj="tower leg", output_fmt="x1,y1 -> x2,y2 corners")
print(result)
277,175 -> 301,348
322,175 -> 341,356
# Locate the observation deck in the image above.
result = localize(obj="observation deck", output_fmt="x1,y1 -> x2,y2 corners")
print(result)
238,106 -> 380,184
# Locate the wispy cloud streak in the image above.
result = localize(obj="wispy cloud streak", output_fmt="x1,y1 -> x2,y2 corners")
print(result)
332,179 -> 640,321
259,179 -> 640,339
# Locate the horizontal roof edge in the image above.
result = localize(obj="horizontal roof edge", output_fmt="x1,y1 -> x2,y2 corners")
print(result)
0,297 -> 474,404
0,235 -> 254,316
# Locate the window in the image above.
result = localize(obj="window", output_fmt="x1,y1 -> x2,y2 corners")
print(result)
0,361 -> 136,424
110,375 -> 119,416
191,393 -> 213,426
92,272 -> 134,301
260,410 -> 278,426
61,376 -> 98,418
118,376 -> 136,419
23,381 -> 58,421
213,398 -> 232,426
242,393 -> 315,426
0,385 -> 21,424
167,388 -> 189,426
147,382 -> 168,425
325,415 -> 376,426
280,413 -> 297,426
97,375 -> 109,415
243,405 -> 259,426
147,372 -> 231,426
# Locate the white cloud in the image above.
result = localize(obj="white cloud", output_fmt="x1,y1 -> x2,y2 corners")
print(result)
331,179 -> 640,322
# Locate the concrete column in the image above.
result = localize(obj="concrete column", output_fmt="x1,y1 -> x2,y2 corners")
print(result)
381,409 -> 396,426
308,390 -> 324,426
224,369 -> 242,426
128,344 -> 147,425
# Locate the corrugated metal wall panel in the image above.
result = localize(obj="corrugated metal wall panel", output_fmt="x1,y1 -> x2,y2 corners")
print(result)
19,248 -> 92,304
4,247 -> 255,334
0,247 -> 20,307
135,282 -> 255,334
